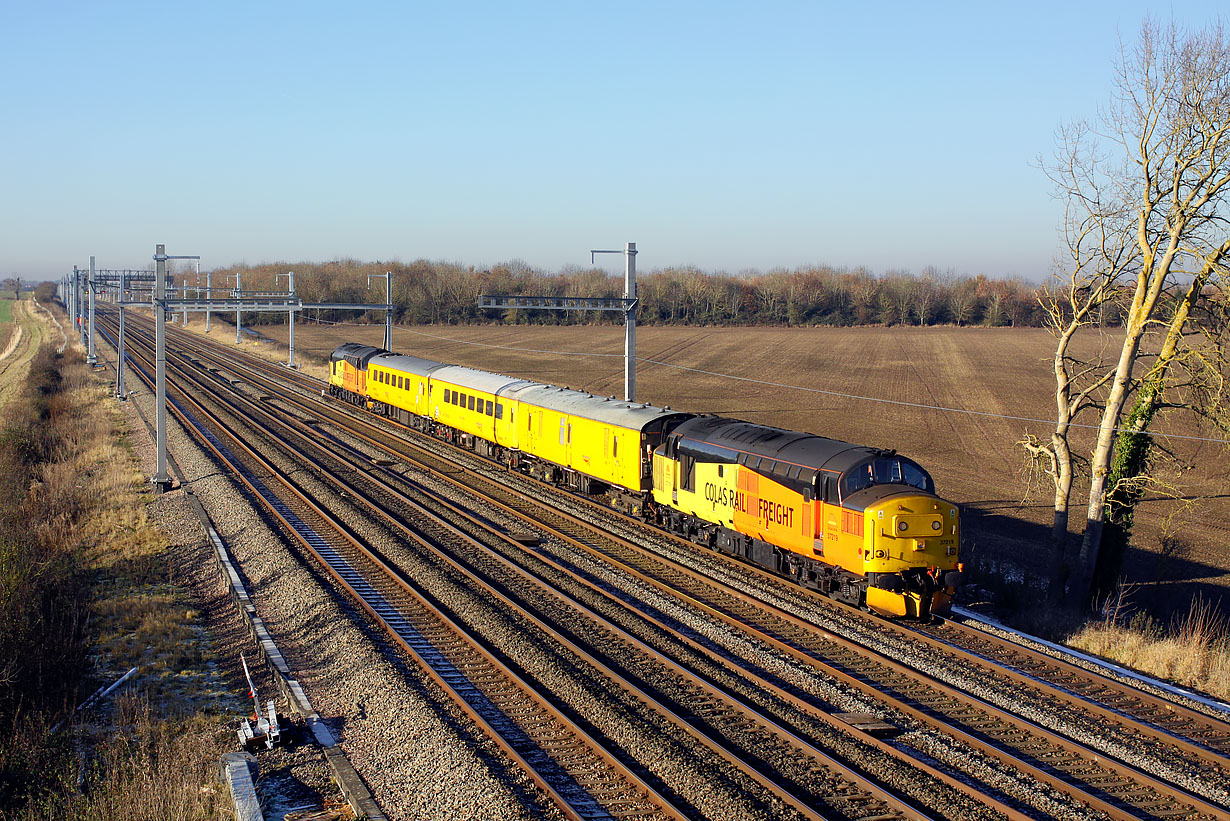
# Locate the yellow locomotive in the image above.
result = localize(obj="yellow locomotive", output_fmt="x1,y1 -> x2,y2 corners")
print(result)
329,343 -> 962,618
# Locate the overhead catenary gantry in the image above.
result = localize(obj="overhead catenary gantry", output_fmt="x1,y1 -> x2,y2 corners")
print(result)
476,241 -> 638,402
70,244 -> 395,493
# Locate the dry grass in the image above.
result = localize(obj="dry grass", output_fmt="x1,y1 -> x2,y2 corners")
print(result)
1069,592 -> 1230,699
15,696 -> 233,821
0,341 -> 236,817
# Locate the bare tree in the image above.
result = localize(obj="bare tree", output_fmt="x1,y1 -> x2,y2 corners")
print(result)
1040,19 -> 1230,607
1023,121 -> 1134,600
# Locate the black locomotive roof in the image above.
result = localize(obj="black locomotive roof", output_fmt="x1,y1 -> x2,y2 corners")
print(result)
672,415 -> 887,476
331,343 -> 387,368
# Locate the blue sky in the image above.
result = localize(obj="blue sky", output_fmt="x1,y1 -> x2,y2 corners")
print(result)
2,1 -> 1224,282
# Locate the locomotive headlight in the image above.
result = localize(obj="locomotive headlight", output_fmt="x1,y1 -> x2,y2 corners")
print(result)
931,520 -> 942,531
897,521 -> 908,532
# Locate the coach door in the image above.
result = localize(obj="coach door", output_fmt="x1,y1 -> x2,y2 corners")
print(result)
525,409 -> 538,452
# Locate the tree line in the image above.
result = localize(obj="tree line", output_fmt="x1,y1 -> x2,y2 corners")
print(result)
178,259 -> 1077,328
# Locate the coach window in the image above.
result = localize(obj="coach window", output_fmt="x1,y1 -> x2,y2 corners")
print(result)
468,395 -> 476,411
485,400 -> 493,416
444,389 -> 450,403
495,403 -> 503,420
397,376 -> 403,390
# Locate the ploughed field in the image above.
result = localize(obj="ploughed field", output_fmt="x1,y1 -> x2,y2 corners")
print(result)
249,321 -> 1230,613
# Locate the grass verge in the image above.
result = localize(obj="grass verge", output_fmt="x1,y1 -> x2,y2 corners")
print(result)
970,571 -> 1230,700
1067,591 -> 1230,700
0,338 -> 236,819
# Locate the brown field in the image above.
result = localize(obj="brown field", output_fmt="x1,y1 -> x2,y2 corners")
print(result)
197,318 -> 1230,618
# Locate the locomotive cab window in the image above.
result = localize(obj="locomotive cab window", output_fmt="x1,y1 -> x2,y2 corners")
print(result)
680,454 -> 696,491
841,457 -> 934,498
495,403 -> 503,420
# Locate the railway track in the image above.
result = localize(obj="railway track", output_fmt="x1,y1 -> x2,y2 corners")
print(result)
100,313 -> 949,819
100,318 -> 688,820
99,310 -> 1230,819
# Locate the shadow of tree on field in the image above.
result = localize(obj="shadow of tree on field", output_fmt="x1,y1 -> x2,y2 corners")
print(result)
961,503 -> 1230,620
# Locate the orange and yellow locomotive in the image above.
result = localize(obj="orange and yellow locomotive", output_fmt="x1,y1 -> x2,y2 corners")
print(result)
329,343 -> 961,618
